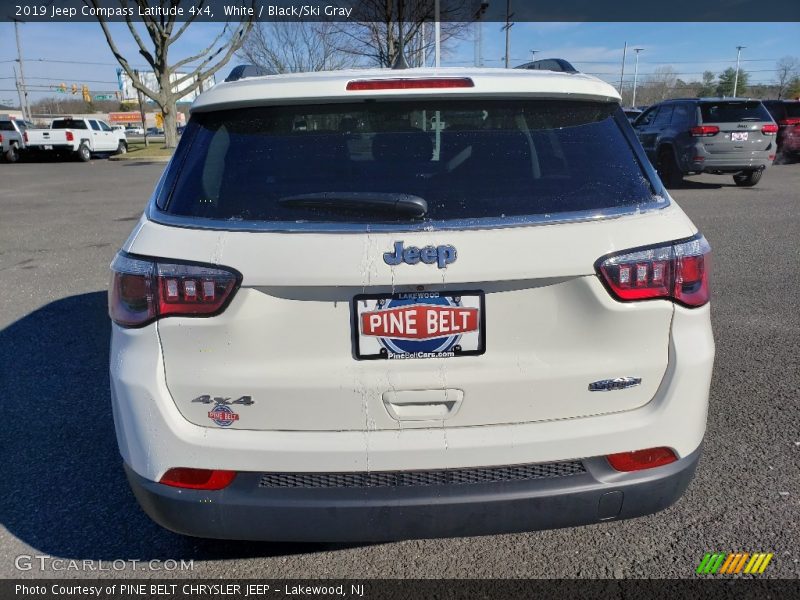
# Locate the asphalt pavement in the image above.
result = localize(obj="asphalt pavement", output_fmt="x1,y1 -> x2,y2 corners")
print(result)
0,159 -> 797,579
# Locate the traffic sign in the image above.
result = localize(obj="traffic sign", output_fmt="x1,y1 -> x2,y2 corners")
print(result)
94,94 -> 115,101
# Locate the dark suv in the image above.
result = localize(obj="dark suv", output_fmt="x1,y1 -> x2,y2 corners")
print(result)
633,98 -> 777,187
762,100 -> 800,159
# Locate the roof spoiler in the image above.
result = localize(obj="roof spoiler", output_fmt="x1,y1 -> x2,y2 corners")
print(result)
224,65 -> 276,83
515,58 -> 579,74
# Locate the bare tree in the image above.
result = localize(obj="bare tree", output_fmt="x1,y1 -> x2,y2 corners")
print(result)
84,0 -> 253,147
239,22 -> 361,73
333,0 -> 474,68
775,56 -> 800,99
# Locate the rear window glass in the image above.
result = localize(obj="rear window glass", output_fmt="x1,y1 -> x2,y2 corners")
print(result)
161,100 -> 657,225
52,119 -> 87,130
784,103 -> 800,118
700,101 -> 772,123
0,121 -> 14,131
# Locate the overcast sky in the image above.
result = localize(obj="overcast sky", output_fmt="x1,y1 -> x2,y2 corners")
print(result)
0,20 -> 797,106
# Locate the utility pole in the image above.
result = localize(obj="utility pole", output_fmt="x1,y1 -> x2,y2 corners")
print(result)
619,41 -> 627,98
529,49 -> 540,63
473,2 -> 488,67
733,45 -> 746,98
632,48 -> 644,108
13,19 -> 30,121
434,0 -> 441,67
502,0 -> 514,68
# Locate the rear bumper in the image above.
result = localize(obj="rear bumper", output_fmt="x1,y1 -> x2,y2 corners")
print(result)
688,150 -> 773,173
125,446 -> 701,542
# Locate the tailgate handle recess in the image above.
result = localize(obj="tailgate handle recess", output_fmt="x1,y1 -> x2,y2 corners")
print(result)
382,389 -> 464,421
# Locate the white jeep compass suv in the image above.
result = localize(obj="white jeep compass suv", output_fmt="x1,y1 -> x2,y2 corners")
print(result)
109,65 -> 714,541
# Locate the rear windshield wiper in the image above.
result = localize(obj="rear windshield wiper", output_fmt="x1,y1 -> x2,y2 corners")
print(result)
278,192 -> 428,217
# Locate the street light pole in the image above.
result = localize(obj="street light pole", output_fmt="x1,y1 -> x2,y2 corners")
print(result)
733,45 -> 746,98
632,48 -> 644,108
529,49 -> 539,63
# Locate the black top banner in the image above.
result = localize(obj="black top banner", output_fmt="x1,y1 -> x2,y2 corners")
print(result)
2,0 -> 799,23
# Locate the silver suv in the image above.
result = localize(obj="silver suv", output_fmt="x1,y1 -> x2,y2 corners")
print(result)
633,98 -> 778,187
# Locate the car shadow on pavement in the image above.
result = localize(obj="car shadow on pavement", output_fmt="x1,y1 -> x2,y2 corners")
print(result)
671,180 -> 724,190
0,292 -> 362,565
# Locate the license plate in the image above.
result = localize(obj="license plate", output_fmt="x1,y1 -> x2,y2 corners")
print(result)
731,132 -> 748,141
44,145 -> 53,150
353,291 -> 485,360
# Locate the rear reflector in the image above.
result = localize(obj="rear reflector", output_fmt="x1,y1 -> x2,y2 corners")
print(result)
607,448 -> 678,472
596,234 -> 711,308
690,125 -> 719,137
159,468 -> 236,490
761,124 -> 779,135
346,77 -> 474,91
109,253 -> 240,328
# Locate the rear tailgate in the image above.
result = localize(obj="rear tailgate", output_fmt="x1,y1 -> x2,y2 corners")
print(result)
698,100 -> 775,155
130,93 -> 694,432
24,129 -> 71,148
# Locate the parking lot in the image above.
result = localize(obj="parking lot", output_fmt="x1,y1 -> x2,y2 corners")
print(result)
0,160 -> 797,579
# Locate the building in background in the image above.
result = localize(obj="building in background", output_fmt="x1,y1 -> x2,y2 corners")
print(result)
116,69 -> 216,104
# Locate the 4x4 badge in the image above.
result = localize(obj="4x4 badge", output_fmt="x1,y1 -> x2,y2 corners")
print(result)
191,395 -> 254,406
383,241 -> 457,269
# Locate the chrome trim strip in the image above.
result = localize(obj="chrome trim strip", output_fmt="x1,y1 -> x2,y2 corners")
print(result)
145,196 -> 670,234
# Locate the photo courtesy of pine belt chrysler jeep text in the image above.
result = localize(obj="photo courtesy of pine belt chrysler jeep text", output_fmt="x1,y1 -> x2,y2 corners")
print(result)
108,63 -> 715,541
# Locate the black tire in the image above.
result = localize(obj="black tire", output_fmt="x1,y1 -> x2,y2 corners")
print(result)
657,147 -> 683,188
733,170 -> 762,187
116,141 -> 128,155
77,143 -> 91,162
4,144 -> 20,163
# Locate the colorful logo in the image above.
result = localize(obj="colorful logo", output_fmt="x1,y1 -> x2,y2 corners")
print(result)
696,552 -> 774,575
208,404 -> 239,427
360,295 -> 478,357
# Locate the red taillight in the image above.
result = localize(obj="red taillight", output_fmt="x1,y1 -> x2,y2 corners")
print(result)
65,131 -> 74,142
778,117 -> 800,126
109,253 -> 240,327
596,235 -> 711,308
607,447 -> 678,472
159,468 -> 236,490
761,124 -> 779,135
346,77 -> 474,91
690,125 -> 719,137
23,131 -> 28,143
0,134 -> 3,143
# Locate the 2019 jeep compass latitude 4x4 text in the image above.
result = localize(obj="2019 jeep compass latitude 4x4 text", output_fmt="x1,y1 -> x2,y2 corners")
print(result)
109,66 -> 714,541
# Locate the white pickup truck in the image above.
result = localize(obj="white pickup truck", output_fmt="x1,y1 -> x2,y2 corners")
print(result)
25,117 -> 128,161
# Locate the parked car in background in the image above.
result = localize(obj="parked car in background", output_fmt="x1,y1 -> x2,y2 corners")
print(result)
25,117 -> 128,161
125,126 -> 144,135
146,127 -> 164,136
0,114 -> 33,162
110,65 -> 714,542
762,99 -> 800,159
633,98 -> 777,187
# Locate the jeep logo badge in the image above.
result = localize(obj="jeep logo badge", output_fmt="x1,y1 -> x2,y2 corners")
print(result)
383,241 -> 457,269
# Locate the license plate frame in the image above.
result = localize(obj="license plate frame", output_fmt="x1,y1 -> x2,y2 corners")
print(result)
731,132 -> 748,142
352,290 -> 485,361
